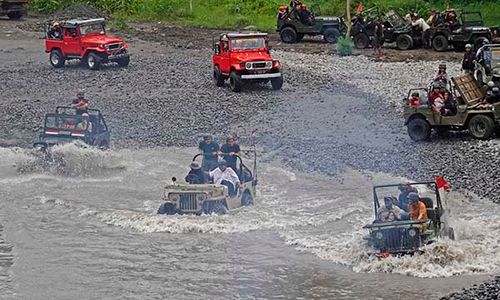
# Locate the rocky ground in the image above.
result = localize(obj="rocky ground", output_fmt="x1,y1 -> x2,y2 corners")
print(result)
441,276 -> 500,300
1,11 -> 500,299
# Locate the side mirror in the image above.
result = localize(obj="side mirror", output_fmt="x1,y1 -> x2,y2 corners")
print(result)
172,177 -> 177,183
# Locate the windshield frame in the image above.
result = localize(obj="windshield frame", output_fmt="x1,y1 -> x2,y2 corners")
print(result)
78,22 -> 106,36
229,37 -> 267,51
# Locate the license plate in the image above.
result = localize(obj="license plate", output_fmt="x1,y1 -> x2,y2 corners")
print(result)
59,130 -> 71,135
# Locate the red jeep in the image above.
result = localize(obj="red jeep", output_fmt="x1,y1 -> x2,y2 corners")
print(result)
45,18 -> 130,70
213,32 -> 283,92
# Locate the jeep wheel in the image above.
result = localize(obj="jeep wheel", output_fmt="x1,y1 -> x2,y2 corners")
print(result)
49,49 -> 65,68
117,56 -> 130,67
324,28 -> 341,44
86,52 -> 101,70
7,11 -> 22,20
280,27 -> 297,43
271,75 -> 284,90
468,114 -> 494,139
98,140 -> 109,150
407,118 -> 431,141
396,34 -> 413,50
432,35 -> 449,52
473,36 -> 489,51
157,203 -> 176,215
241,191 -> 253,206
229,71 -> 242,92
213,65 -> 225,87
353,33 -> 370,49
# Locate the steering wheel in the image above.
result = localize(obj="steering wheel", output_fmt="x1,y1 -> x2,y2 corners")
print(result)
186,174 -> 201,184
379,211 -> 397,222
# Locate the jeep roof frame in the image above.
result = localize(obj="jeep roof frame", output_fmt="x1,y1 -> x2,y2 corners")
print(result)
223,32 -> 268,39
57,18 -> 106,28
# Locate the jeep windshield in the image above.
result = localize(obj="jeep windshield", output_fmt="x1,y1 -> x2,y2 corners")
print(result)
462,12 -> 484,26
230,37 -> 266,51
45,114 -> 85,130
80,23 -> 105,35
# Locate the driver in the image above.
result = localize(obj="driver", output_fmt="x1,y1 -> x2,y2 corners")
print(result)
185,162 -> 207,184
76,113 -> 93,133
408,192 -> 428,221
398,183 -> 418,210
377,196 -> 408,222
48,21 -> 63,40
208,160 -> 240,197
72,90 -> 89,115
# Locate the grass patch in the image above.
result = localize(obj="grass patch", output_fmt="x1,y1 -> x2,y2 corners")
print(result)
30,0 -> 499,31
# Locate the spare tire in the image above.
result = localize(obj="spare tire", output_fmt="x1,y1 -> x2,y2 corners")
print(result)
432,35 -> 449,52
396,34 -> 414,50
353,33 -> 370,49
407,118 -> 431,141
280,27 -> 297,43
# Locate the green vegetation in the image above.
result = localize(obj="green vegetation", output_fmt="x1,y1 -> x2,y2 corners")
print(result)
30,0 -> 499,31
336,36 -> 353,56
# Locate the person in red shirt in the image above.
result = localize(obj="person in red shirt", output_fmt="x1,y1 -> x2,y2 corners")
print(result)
428,85 -> 444,107
408,92 -> 421,108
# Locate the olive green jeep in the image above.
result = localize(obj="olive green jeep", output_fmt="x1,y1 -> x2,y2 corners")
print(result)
404,75 -> 500,141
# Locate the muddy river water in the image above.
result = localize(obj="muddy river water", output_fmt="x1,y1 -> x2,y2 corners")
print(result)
1,145 -> 498,299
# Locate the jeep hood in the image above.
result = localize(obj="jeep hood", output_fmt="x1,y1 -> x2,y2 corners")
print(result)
231,52 -> 273,62
81,34 -> 124,45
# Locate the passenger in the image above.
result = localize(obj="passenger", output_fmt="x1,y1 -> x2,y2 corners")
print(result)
433,64 -> 449,85
76,113 -> 93,133
407,192 -> 428,221
476,40 -> 491,73
485,82 -> 500,104
398,183 -> 418,211
408,92 -> 421,107
277,5 -> 289,20
61,118 -> 76,129
411,15 -> 431,48
72,90 -> 89,115
290,0 -> 302,9
462,44 -> 475,75
185,162 -> 207,184
298,4 -> 313,25
208,160 -> 241,197
220,136 -> 240,172
426,9 -> 441,27
428,84 -> 444,108
377,196 -> 409,222
198,134 -> 220,172
445,10 -> 459,31
48,21 -> 63,40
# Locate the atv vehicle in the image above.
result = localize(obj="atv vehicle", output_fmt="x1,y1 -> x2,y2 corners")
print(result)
364,181 -> 454,256
212,32 -> 283,92
33,106 -> 110,151
45,18 -> 130,70
0,0 -> 28,20
404,74 -> 500,141
429,11 -> 492,52
474,43 -> 500,85
382,10 -> 423,50
277,5 -> 346,44
157,151 -> 257,215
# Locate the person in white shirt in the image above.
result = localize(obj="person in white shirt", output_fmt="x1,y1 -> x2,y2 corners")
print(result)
208,160 -> 240,197
411,15 -> 431,48
76,113 -> 93,133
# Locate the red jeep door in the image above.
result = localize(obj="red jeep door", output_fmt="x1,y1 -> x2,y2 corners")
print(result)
219,40 -> 230,75
62,28 -> 81,56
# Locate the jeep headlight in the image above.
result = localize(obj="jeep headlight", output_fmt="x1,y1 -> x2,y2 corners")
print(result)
245,62 -> 252,69
265,61 -> 272,68
408,228 -> 417,237
196,194 -> 206,202
375,232 -> 384,240
168,194 -> 180,202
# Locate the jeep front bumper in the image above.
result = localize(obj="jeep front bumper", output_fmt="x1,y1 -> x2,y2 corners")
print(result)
241,73 -> 282,80
108,52 -> 129,60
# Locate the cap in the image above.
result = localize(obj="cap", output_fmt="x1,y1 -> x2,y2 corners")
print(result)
218,159 -> 227,166
190,162 -> 201,170
407,192 -> 419,202
465,43 -> 473,49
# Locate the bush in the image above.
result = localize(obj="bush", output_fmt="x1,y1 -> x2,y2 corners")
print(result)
336,36 -> 353,57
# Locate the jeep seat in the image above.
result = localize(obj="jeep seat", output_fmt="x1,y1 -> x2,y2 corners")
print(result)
420,197 -> 434,208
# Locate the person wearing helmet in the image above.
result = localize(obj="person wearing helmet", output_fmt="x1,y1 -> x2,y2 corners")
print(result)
428,82 -> 445,108
398,183 -> 418,210
407,192 -> 428,221
485,81 -> 500,104
198,134 -> 220,172
462,44 -> 475,75
377,196 -> 409,222
277,5 -> 289,20
76,113 -> 93,133
48,21 -> 62,40
476,39 -> 491,68
208,160 -> 240,197
72,90 -> 89,115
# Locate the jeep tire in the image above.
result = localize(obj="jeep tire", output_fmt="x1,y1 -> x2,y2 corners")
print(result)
241,191 -> 253,206
229,71 -> 242,92
86,52 -> 101,70
213,65 -> 225,87
323,28 -> 341,44
354,33 -> 370,49
271,75 -> 284,90
49,49 -> 65,68
396,34 -> 413,50
432,35 -> 449,52
468,114 -> 494,139
280,27 -> 297,43
407,118 -> 431,141
117,56 -> 130,67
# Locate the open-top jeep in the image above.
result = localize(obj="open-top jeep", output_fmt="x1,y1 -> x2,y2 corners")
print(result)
382,10 -> 424,50
212,32 -> 283,92
404,75 -> 500,141
45,18 -> 130,70
475,43 -> 500,85
0,0 -> 28,19
157,151 -> 257,215
429,11 -> 492,52
364,181 -> 454,256
277,5 -> 346,44
34,106 -> 110,151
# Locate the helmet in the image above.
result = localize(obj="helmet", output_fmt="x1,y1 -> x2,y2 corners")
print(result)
465,43 -> 473,49
82,113 -> 89,118
487,81 -> 495,88
407,192 -> 419,202
439,64 -> 447,70
279,5 -> 287,11
492,87 -> 500,93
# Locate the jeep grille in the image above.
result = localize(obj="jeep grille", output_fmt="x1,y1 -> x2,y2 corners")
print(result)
178,193 -> 199,212
246,61 -> 272,70
105,43 -> 122,50
373,228 -> 421,252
